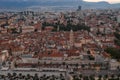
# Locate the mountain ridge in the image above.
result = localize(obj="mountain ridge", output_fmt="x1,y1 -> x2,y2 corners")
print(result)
0,0 -> 119,9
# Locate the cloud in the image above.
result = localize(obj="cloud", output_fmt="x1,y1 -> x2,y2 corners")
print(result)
0,0 -> 83,1
84,0 -> 120,3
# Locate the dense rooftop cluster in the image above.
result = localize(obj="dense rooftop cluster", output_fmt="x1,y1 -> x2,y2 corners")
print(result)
0,9 -> 120,79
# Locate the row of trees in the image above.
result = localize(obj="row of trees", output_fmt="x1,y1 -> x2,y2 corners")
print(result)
73,74 -> 120,80
105,47 -> 120,61
106,31 -> 120,61
42,22 -> 90,32
114,32 -> 120,46
0,73 -> 65,80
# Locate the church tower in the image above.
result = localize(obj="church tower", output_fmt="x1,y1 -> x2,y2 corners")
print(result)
57,25 -> 60,32
69,29 -> 74,47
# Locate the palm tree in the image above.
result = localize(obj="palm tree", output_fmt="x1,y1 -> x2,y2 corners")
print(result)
43,62 -> 46,67
118,74 -> 120,79
98,75 -> 102,80
75,63 -> 79,70
117,66 -> 120,71
26,74 -> 31,79
18,73 -> 22,79
111,74 -> 115,80
42,74 -> 47,80
14,62 -> 18,68
89,75 -> 95,80
81,64 -> 85,69
38,60 -> 40,71
83,76 -> 89,80
115,75 -> 119,80
79,74 -> 82,79
103,74 -> 108,80
1,75 -> 5,79
62,62 -> 66,68
33,73 -> 39,80
22,75 -> 25,79
8,61 -> 11,69
60,74 -> 64,80
1,61 -> 5,66
12,72 -> 17,78
51,75 -> 55,80
7,73 -> 11,78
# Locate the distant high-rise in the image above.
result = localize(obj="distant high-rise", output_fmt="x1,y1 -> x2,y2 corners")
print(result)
117,15 -> 120,27
77,6 -> 82,11
117,15 -> 120,23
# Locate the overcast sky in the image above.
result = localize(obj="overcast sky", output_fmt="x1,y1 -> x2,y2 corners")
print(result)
0,0 -> 120,4
84,0 -> 120,3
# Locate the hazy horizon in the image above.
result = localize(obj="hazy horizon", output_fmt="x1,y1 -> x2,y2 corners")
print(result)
84,0 -> 120,4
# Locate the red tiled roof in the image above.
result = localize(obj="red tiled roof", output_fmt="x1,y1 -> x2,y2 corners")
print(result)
33,52 -> 64,58
102,52 -> 111,58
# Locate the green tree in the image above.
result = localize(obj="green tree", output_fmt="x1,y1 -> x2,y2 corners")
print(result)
105,47 -> 120,61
